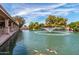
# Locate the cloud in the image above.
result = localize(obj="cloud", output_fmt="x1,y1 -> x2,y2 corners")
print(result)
52,11 -> 69,16
53,8 -> 76,12
12,8 -> 32,16
47,3 -> 66,10
30,8 -> 75,17
11,3 -> 66,16
7,3 -> 79,25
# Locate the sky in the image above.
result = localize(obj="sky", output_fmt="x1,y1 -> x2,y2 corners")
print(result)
1,3 -> 79,25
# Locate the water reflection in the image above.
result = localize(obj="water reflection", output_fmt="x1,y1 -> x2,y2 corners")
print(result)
13,41 -> 28,55
12,31 -> 79,55
13,31 -> 28,55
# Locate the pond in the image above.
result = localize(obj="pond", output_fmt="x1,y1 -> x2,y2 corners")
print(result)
12,30 -> 79,55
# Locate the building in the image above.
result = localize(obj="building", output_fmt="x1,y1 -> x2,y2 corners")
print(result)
0,4 -> 19,36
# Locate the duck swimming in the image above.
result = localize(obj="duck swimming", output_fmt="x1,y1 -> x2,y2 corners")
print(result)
33,50 -> 39,52
46,48 -> 58,54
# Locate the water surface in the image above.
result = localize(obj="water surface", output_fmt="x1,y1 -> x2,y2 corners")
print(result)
13,30 -> 79,55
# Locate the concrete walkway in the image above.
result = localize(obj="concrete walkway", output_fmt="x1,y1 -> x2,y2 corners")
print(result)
0,31 -> 17,46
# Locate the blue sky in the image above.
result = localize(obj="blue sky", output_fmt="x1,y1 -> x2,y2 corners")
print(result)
1,3 -> 79,25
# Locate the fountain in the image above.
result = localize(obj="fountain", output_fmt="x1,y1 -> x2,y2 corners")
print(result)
43,27 -> 55,32
34,27 -> 71,36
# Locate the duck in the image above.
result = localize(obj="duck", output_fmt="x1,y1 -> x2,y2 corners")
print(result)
33,50 -> 39,52
33,50 -> 46,55
46,48 -> 58,54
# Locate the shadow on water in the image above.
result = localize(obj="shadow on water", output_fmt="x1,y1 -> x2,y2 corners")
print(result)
12,31 -> 28,55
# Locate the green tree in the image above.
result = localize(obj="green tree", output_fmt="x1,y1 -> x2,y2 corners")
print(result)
29,22 -> 34,30
13,16 -> 25,28
28,22 -> 45,30
68,21 -> 79,32
39,23 -> 44,28
45,15 -> 67,27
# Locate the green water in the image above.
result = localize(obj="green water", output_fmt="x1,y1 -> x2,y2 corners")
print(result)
13,30 -> 79,55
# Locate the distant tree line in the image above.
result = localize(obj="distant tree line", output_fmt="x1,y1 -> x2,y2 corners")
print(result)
13,15 -> 79,32
28,15 -> 68,31
68,21 -> 79,32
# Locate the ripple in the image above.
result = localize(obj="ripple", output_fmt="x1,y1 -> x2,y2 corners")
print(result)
34,31 -> 71,36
